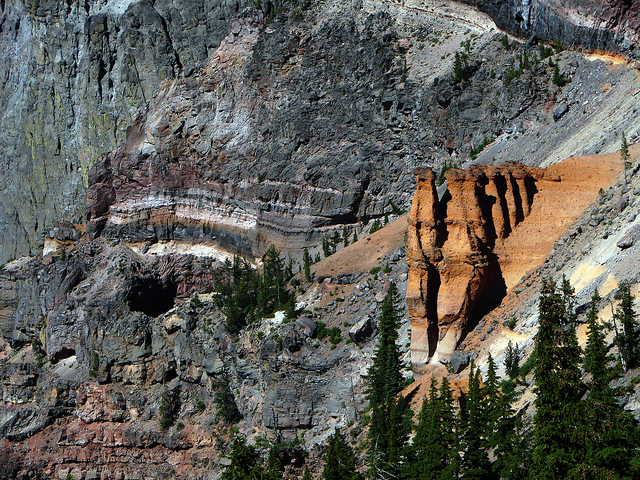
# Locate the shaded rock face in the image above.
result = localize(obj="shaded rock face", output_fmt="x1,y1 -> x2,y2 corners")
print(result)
470,0 -> 640,59
0,0 -> 250,264
406,163 -> 544,369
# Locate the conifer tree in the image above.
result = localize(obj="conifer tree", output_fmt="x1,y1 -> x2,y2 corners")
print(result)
574,289 -> 640,478
303,248 -> 312,282
504,341 -> 521,379
323,430 -> 362,480
405,378 -> 460,480
532,278 -> 584,479
366,283 -> 403,406
302,467 -> 312,480
583,290 -> 616,401
366,282 -> 406,478
221,436 -> 261,480
487,354 -> 532,480
615,282 -> 639,370
459,364 -> 491,480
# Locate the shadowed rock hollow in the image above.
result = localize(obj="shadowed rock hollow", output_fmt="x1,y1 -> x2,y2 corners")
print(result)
406,155 -> 624,372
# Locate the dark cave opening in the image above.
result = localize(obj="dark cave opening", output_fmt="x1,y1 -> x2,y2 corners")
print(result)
127,277 -> 177,317
52,347 -> 76,364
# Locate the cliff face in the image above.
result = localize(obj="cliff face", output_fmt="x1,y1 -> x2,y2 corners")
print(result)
4,0 -> 640,264
406,156 -> 624,371
0,235 -> 381,478
0,0 -> 250,264
472,0 -> 640,59
83,6 -> 417,259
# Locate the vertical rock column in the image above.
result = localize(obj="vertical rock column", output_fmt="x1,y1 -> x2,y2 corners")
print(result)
406,167 -> 442,371
433,167 -> 492,364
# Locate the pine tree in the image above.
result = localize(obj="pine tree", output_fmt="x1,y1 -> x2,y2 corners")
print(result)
583,290 -> 616,401
487,354 -> 532,480
302,467 -> 312,480
459,364 -> 491,480
323,430 -> 362,480
366,282 -> 406,478
405,378 -> 460,480
366,282 -> 403,407
504,341 -> 521,379
221,436 -> 261,480
615,282 -> 639,370
532,277 -> 584,479
352,231 -> 358,244
303,248 -> 312,282
343,227 -> 350,248
575,289 -> 640,478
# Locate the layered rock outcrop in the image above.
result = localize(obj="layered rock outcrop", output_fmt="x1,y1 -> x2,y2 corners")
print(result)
83,7 -> 415,259
407,156 -> 624,371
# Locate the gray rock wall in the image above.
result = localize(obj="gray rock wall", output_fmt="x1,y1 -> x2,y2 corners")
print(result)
0,0 -> 249,264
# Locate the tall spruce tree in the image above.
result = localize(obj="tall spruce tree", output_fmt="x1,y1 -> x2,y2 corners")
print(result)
366,282 -> 403,406
221,436 -> 261,480
323,429 -> 362,480
615,282 -> 639,370
573,289 -> 640,478
532,278 -> 584,479
366,282 -> 407,479
303,248 -> 312,282
487,354 -> 532,480
404,378 -> 460,480
459,364 -> 492,480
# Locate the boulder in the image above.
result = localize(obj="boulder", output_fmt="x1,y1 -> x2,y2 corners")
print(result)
349,315 -> 375,343
449,351 -> 470,374
617,224 -> 640,249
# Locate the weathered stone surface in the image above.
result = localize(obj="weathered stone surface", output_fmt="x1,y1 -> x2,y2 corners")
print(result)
617,224 -> 640,249
348,315 -> 375,343
467,0 -> 640,59
407,155 -> 624,372
449,351 -> 470,374
0,0 -> 251,265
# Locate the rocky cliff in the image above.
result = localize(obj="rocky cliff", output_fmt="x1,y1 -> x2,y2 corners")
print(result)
5,0 -> 640,264
406,155 -> 625,371
0,0 -> 251,264
470,0 -> 640,59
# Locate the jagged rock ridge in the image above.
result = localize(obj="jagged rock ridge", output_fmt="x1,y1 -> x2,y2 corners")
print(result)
406,156 -> 624,372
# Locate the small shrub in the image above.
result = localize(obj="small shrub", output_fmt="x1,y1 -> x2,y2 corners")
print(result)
370,266 -> 381,276
470,136 -> 495,160
190,294 -> 201,307
195,399 -> 206,412
316,321 -> 328,340
89,351 -> 100,378
159,386 -> 181,430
